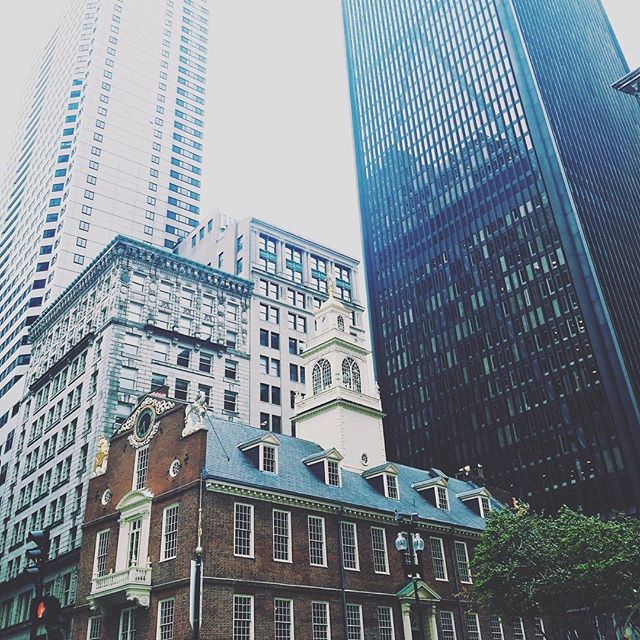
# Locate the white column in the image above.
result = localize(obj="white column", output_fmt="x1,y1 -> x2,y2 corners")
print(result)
401,602 -> 413,640
428,606 -> 439,640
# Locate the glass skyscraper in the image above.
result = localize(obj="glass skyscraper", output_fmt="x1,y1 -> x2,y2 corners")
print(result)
342,0 -> 640,514
0,0 -> 208,471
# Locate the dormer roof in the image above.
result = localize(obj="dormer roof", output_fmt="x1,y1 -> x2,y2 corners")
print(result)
412,475 -> 448,492
456,486 -> 493,501
361,462 -> 399,480
302,447 -> 344,466
238,432 -> 281,452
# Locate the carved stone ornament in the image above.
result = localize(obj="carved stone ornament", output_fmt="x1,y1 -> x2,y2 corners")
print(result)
182,390 -> 208,438
116,396 -> 177,448
92,435 -> 110,478
101,489 -> 112,506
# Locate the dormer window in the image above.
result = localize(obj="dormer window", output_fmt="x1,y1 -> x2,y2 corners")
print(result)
480,496 -> 491,518
326,459 -> 341,487
436,486 -> 449,510
261,444 -> 278,474
362,462 -> 399,498
385,474 -> 399,499
238,433 -> 281,473
457,487 -> 494,518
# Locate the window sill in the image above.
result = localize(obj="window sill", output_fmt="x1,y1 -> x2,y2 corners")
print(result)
344,567 -> 360,572
273,558 -> 292,564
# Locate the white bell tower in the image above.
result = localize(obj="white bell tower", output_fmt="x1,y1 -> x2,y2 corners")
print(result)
294,281 -> 387,471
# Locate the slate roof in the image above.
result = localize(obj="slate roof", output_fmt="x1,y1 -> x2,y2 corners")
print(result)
202,416 -> 497,532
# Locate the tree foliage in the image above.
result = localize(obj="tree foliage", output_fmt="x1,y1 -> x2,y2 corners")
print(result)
471,503 -> 640,636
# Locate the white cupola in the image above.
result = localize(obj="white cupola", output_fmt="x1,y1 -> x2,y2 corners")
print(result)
294,280 -> 387,471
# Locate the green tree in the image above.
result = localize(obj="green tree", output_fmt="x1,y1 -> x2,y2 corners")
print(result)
470,503 -> 640,639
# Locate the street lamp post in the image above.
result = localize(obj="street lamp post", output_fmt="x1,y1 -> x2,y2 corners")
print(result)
395,513 -> 426,639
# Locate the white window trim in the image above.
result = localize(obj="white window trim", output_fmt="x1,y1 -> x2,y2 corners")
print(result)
467,612 -> 482,640
311,601 -> 331,640
341,521 -> 360,571
430,536 -> 449,581
436,485 -> 449,510
156,598 -> 175,640
274,598 -> 294,639
92,529 -> 110,578
86,615 -> 102,640
233,594 -> 254,640
479,496 -> 492,518
160,503 -> 179,562
377,606 -> 395,639
133,445 -> 149,491
119,607 -> 136,640
260,444 -> 278,474
308,515 -> 327,567
324,459 -> 342,487
384,473 -> 399,499
490,616 -> 505,640
346,603 -> 364,639
440,611 -> 457,640
454,540 -> 473,584
272,509 -> 292,563
234,502 -> 254,558
370,526 -> 389,574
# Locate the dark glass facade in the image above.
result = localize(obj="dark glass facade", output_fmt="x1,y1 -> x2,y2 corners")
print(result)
342,0 -> 640,514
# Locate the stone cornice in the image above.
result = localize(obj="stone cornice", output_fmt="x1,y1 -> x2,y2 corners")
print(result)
295,397 -> 384,422
204,480 -> 482,539
30,235 -> 253,339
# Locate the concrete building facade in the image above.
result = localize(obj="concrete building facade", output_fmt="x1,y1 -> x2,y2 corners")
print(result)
0,236 -> 251,639
178,212 -> 364,435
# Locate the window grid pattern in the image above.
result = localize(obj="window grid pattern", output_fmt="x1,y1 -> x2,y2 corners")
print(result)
346,604 -> 363,640
312,359 -> 332,394
490,616 -> 505,640
326,460 -> 341,486
534,618 -> 545,640
430,537 -> 448,580
127,519 -> 141,567
513,618 -> 526,640
233,595 -> 253,640
274,599 -> 293,640
377,606 -> 394,640
436,486 -> 449,510
234,503 -> 253,557
385,474 -> 399,499
371,527 -> 389,573
454,541 -> 472,583
273,510 -> 291,562
94,530 -> 109,577
162,504 -> 179,560
119,608 -> 136,640
87,616 -> 102,640
440,611 -> 457,640
262,445 -> 277,473
312,602 -> 330,640
467,613 -> 482,640
134,446 -> 149,490
342,357 -> 362,392
341,522 -> 359,570
158,599 -> 174,640
308,516 -> 326,566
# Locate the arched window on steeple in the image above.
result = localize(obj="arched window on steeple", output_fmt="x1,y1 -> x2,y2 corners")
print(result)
337,315 -> 345,331
312,359 -> 332,394
342,358 -> 361,392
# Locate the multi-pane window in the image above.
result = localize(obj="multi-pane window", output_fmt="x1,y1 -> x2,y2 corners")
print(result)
176,347 -> 191,367
225,359 -> 238,380
312,602 -> 330,640
87,616 -> 102,640
260,303 -> 279,324
261,445 -> 278,473
341,522 -> 359,570
260,279 -> 279,299
119,608 -> 136,640
93,530 -> 109,577
274,599 -> 293,640
490,616 -> 504,640
285,245 -> 303,283
157,599 -> 174,640
234,503 -> 254,557
454,541 -> 472,583
175,378 -> 189,401
384,474 -> 399,499
377,607 -> 394,640
430,537 -> 448,580
233,595 -> 253,640
534,618 -> 545,640
440,611 -> 457,640
326,460 -> 341,486
513,618 -> 526,640
287,289 -> 305,308
259,234 -> 277,273
273,510 -> 291,562
436,486 -> 449,510
308,516 -> 326,566
224,390 -> 238,413
127,519 -> 142,567
311,255 -> 328,292
134,446 -> 149,490
467,613 -> 482,640
346,604 -> 363,640
480,496 -> 491,518
161,504 -> 179,560
371,527 -> 389,573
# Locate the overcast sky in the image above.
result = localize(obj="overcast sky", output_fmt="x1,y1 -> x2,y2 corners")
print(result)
0,1 -> 638,261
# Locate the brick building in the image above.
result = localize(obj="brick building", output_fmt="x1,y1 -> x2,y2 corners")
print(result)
71,291 -> 545,640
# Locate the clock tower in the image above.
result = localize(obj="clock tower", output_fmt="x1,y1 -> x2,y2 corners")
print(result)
294,283 -> 387,471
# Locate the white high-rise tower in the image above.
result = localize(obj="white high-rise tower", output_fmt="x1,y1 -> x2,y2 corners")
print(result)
0,0 -> 208,452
